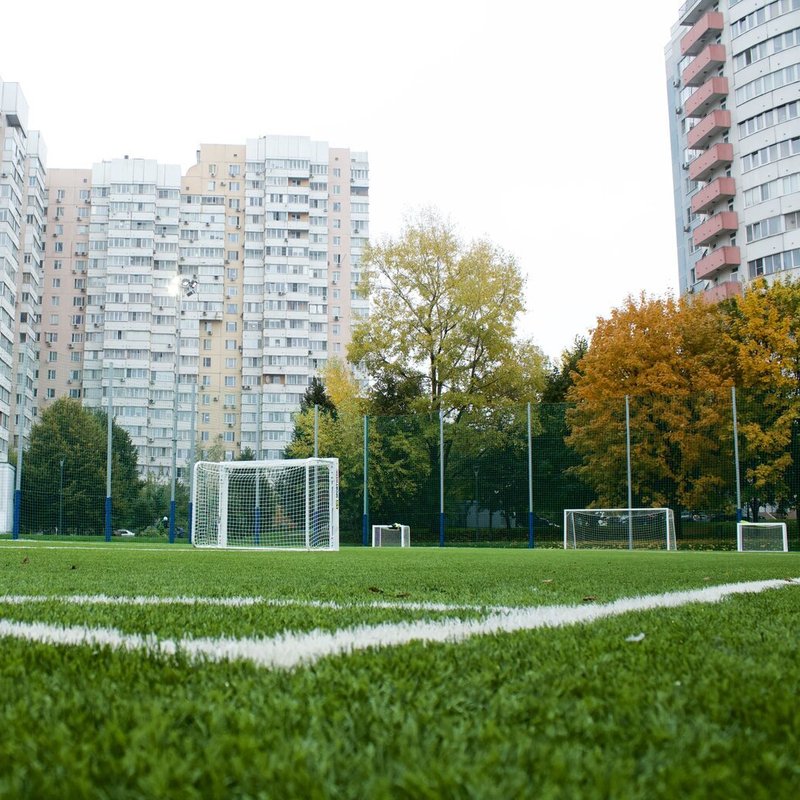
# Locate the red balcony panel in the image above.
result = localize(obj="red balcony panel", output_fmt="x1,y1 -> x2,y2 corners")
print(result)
702,281 -> 743,302
685,77 -> 729,118
682,44 -> 727,87
691,177 -> 736,214
687,109 -> 731,150
688,142 -> 734,182
681,12 -> 725,57
679,0 -> 717,27
695,246 -> 741,280
693,211 -> 739,247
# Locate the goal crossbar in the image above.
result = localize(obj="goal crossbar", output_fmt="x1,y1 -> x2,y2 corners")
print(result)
192,458 -> 339,550
564,508 -> 676,551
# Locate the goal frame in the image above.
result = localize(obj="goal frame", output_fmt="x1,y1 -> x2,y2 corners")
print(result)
191,458 -> 339,550
563,508 -> 677,551
736,521 -> 788,553
372,524 -> 411,548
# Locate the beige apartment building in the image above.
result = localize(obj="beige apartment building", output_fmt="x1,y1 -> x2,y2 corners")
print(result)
37,136 -> 369,476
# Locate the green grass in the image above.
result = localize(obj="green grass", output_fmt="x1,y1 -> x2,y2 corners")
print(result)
1,543 -> 799,799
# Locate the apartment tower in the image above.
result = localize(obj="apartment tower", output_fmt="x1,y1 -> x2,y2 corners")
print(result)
38,137 -> 368,475
666,0 -> 800,299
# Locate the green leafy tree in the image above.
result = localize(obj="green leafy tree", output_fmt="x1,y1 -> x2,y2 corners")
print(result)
21,398 -> 140,535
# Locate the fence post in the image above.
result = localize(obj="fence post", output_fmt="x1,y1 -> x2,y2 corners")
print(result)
732,386 -> 742,522
105,362 -> 113,541
12,346 -> 28,540
314,404 -> 319,458
362,415 -> 369,546
188,381 -> 197,544
625,395 -> 633,550
527,402 -> 534,549
439,408 -> 445,547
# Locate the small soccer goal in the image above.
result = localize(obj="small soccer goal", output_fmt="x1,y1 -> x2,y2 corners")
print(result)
372,524 -> 410,547
564,508 -> 677,551
192,458 -> 339,550
737,521 -> 788,553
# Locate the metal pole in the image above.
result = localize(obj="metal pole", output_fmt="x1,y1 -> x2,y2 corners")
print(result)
188,380 -> 197,543
59,457 -> 64,536
439,408 -> 445,547
732,386 -> 742,522
13,346 -> 28,540
527,401 -> 534,549
169,292 -> 180,544
625,395 -> 633,550
314,403 -> 319,458
105,362 -> 113,541
362,415 -> 369,546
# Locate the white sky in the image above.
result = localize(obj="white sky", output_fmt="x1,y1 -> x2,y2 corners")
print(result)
2,0 -> 680,363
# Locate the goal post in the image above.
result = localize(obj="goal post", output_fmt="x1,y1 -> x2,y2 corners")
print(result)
737,521 -> 788,552
372,524 -> 410,547
563,508 -> 676,551
192,458 -> 339,550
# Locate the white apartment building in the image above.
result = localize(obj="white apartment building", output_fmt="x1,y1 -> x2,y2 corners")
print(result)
1,78 -> 46,461
666,0 -> 800,299
39,137 -> 368,476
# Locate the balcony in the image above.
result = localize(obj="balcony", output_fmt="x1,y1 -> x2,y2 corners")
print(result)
687,109 -> 731,150
688,142 -> 734,182
702,281 -> 743,303
678,0 -> 717,27
685,77 -> 729,118
693,211 -> 739,247
695,246 -> 741,280
682,45 -> 727,88
681,12 -> 725,57
691,177 -> 736,215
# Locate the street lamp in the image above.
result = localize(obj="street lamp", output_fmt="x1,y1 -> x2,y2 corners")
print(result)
168,275 -> 198,544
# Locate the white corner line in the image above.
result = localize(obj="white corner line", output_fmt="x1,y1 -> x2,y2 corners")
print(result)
0,578 -> 798,671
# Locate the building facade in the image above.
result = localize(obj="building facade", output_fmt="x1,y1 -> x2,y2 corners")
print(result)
1,78 -> 46,461
36,137 -> 368,475
666,0 -> 800,300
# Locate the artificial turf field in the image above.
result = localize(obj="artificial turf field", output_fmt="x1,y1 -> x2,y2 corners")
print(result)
0,542 -> 798,799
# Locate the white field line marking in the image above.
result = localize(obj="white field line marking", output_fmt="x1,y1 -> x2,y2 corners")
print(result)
0,594 -> 507,614
0,578 -> 798,670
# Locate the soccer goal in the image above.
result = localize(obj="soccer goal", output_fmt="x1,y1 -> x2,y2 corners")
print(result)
372,524 -> 410,547
563,508 -> 677,550
737,521 -> 788,553
192,458 -> 339,550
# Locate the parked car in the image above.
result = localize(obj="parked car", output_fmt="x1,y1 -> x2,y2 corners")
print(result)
113,528 -> 135,537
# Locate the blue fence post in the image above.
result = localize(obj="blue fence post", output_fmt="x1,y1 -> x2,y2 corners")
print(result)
439,409 -> 445,547
527,402 -> 534,549
362,415 -> 369,546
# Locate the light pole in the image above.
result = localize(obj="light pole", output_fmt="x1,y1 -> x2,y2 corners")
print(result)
168,275 -> 197,544
58,457 -> 65,536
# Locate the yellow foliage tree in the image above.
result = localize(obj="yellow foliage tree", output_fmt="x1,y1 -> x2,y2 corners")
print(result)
566,293 -> 734,514
722,278 -> 800,519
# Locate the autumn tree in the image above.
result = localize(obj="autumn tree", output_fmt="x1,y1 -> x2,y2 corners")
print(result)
566,293 -> 734,518
721,278 -> 800,520
348,209 -> 545,418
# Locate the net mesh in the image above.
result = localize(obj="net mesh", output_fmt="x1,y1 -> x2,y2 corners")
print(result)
192,459 -> 338,549
737,522 -> 788,552
564,508 -> 676,550
372,525 -> 410,547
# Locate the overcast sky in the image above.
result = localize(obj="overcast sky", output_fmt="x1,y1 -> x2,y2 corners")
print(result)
2,0 -> 680,363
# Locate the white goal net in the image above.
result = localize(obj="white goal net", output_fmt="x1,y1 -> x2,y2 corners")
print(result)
564,508 -> 676,550
372,524 -> 410,547
192,458 -> 339,550
737,521 -> 788,552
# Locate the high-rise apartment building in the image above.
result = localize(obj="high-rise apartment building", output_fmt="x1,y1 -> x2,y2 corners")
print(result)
37,137 -> 368,475
1,78 -> 46,460
666,0 -> 800,300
